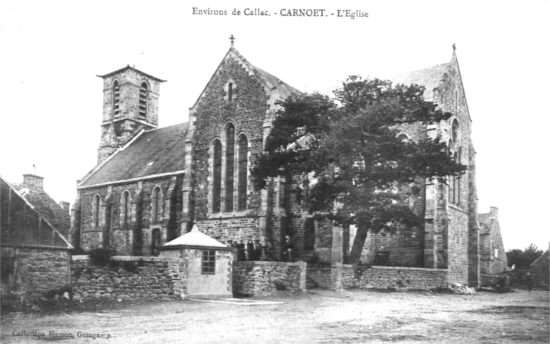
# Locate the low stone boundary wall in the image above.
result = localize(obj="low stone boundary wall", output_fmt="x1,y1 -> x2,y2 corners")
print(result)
480,273 -> 505,288
307,263 -> 332,288
233,261 -> 307,296
330,264 -> 448,290
71,256 -> 185,301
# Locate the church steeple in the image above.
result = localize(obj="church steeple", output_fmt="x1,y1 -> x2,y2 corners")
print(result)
96,66 -> 166,164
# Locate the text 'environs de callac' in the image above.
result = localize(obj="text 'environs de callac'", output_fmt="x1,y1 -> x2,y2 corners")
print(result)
192,8 -> 368,19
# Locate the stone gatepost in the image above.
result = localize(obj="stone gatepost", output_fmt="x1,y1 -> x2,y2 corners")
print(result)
331,262 -> 343,290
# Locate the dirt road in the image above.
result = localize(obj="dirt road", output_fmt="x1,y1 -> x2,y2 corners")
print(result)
1,289 -> 548,344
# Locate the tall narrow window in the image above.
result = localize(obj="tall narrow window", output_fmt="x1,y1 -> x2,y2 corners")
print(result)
93,195 -> 101,227
452,152 -> 458,204
139,82 -> 148,119
213,140 -> 222,213
152,187 -> 161,223
122,191 -> 130,225
452,119 -> 459,143
225,124 -> 235,212
112,80 -> 120,117
456,148 -> 462,205
228,82 -> 233,102
237,135 -> 248,210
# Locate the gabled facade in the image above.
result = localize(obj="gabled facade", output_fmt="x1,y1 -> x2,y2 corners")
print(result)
1,174 -> 72,297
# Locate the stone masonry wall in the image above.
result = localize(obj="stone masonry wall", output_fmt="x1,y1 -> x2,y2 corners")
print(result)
71,256 -> 185,301
306,263 -> 332,288
233,261 -> 306,296
339,265 -> 448,290
0,247 -> 71,299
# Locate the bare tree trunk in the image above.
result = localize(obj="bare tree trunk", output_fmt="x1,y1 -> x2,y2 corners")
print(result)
348,221 -> 368,264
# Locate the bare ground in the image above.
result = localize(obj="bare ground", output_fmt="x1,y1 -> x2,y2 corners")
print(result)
1,289 -> 548,344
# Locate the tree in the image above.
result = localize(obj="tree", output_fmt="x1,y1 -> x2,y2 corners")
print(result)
507,244 -> 543,269
252,77 -> 467,264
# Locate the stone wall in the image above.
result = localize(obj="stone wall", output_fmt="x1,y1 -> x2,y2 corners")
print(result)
233,261 -> 306,296
0,247 -> 71,299
332,264 -> 448,290
71,256 -> 185,301
306,263 -> 332,288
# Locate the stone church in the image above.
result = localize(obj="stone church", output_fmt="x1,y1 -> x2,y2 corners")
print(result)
70,40 -> 504,287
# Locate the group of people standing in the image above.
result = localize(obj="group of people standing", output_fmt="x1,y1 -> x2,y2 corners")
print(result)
227,235 -> 296,262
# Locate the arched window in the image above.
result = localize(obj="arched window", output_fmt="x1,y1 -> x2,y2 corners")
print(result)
121,191 -> 130,225
237,135 -> 248,210
152,186 -> 162,223
456,147 -> 462,205
212,139 -> 222,213
112,80 -> 120,117
452,119 -> 459,143
225,124 -> 235,212
93,195 -> 101,228
139,82 -> 148,119
228,82 -> 233,102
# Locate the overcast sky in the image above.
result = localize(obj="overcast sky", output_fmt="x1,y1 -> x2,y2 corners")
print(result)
1,0 -> 548,251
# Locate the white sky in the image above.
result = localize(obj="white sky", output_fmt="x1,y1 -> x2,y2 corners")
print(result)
1,0 -> 548,251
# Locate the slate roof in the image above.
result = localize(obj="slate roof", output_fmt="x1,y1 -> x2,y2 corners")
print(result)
80,122 -> 188,188
163,225 -> 227,248
253,66 -> 302,97
1,175 -> 72,248
390,63 -> 449,100
97,65 -> 166,83
14,186 -> 71,236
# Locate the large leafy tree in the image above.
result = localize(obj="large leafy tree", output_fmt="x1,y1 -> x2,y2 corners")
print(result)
252,77 -> 467,264
507,244 -> 543,269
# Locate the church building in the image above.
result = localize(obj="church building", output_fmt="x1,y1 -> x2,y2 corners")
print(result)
70,39 -> 501,287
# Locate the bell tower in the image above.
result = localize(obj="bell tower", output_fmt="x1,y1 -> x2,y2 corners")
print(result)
96,66 -> 166,164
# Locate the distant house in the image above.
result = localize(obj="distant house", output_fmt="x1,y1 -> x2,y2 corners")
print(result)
12,174 -> 71,237
478,206 -> 507,275
0,174 -> 72,298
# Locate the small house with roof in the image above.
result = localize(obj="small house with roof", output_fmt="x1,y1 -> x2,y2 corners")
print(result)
478,206 -> 507,275
160,224 -> 234,298
1,174 -> 72,298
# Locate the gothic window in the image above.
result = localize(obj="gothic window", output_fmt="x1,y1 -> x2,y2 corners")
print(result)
139,82 -> 148,119
212,139 -> 222,213
452,119 -> 459,143
225,80 -> 236,103
93,195 -> 101,228
225,124 -> 235,212
112,80 -> 120,117
237,135 -> 248,211
456,148 -> 462,205
201,250 -> 216,274
152,186 -> 162,223
228,82 -> 233,102
121,191 -> 130,225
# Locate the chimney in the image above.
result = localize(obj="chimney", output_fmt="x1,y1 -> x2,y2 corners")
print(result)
489,206 -> 499,219
23,174 -> 44,190
59,201 -> 70,214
